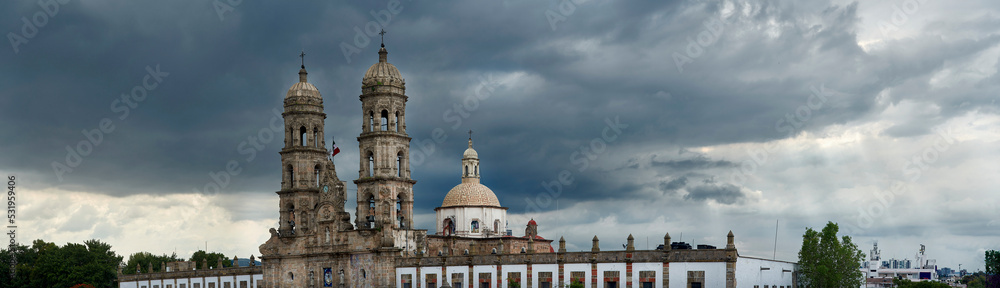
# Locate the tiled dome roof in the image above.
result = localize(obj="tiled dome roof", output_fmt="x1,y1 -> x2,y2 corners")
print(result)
286,68 -> 321,99
463,147 -> 478,159
441,182 -> 501,208
362,46 -> 405,88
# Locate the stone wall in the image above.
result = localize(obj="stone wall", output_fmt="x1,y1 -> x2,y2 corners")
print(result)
425,235 -> 554,257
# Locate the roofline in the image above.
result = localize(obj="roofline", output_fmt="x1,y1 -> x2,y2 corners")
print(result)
426,234 -> 554,242
434,206 -> 509,211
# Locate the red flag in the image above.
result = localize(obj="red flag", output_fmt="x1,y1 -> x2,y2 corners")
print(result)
331,141 -> 340,157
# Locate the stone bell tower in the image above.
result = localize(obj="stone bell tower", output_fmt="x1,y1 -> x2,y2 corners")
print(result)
354,40 -> 416,238
275,57 -> 332,236
274,55 -> 350,238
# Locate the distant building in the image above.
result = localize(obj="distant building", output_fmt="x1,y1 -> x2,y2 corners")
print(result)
861,242 -> 938,287
938,267 -> 954,277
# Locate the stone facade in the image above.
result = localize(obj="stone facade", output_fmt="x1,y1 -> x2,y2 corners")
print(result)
257,45 -> 425,288
120,43 -> 797,288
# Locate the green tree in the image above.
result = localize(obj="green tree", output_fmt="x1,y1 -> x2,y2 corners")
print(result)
963,271 -> 988,288
987,250 -> 1000,288
0,239 -> 121,288
189,250 -> 232,270
122,251 -> 183,275
0,243 -> 33,288
796,222 -> 864,288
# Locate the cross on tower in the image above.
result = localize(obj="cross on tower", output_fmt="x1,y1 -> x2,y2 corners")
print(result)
379,29 -> 387,47
299,50 -> 306,68
468,130 -> 473,140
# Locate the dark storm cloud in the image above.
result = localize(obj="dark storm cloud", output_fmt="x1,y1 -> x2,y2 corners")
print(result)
1,1 -> 999,259
684,181 -> 747,205
649,154 -> 736,170
659,177 -> 688,193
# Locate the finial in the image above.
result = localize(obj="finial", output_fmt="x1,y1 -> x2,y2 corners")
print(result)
379,29 -> 386,47
626,234 -> 635,251
727,230 -> 736,249
299,50 -> 306,69
468,130 -> 473,148
298,51 -> 308,82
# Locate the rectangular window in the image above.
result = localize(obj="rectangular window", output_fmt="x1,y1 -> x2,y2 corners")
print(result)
570,271 -> 586,285
604,270 -> 619,288
180,285 -> 186,288
539,272 -> 553,288
507,272 -> 521,285
453,272 -> 465,288
426,273 -> 437,288
402,274 -> 413,288
687,271 -> 705,288
639,270 -> 655,288
240,281 -> 247,288
166,285 -> 172,288
479,272 -> 492,288
208,284 -> 215,288
224,283 -> 231,288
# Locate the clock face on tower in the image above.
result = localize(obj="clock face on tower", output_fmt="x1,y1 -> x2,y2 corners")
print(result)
323,185 -> 329,193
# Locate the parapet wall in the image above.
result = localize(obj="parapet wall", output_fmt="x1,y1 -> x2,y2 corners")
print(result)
396,249 -> 732,267
118,266 -> 263,282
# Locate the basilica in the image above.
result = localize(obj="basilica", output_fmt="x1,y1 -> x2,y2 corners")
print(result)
117,41 -> 797,288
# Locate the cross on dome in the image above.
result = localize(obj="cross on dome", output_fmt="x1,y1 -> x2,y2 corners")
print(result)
299,50 -> 306,68
379,29 -> 386,47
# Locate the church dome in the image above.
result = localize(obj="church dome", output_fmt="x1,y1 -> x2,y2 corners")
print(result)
286,68 -> 321,99
441,182 -> 501,208
362,46 -> 405,88
463,147 -> 478,159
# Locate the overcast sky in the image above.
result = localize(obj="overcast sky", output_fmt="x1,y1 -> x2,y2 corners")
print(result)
2,0 -> 998,272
